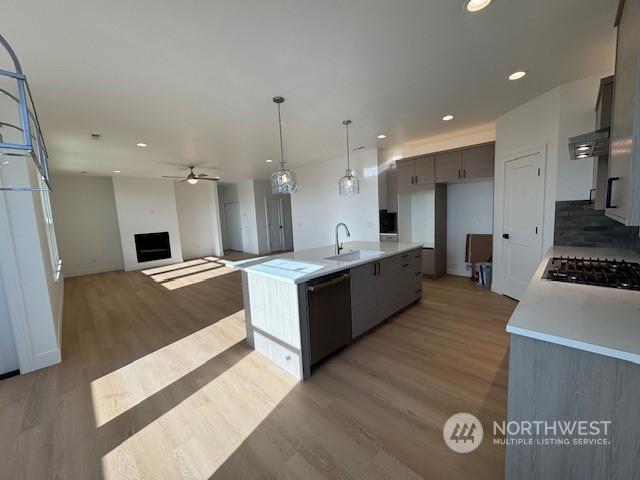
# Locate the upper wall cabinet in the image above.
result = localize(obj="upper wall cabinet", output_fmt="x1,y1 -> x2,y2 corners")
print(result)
396,155 -> 435,191
607,0 -> 640,226
434,143 -> 495,183
461,144 -> 495,180
435,150 -> 462,183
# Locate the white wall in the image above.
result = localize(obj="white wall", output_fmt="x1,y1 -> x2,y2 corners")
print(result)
0,274 -> 19,375
50,175 -> 124,277
492,74 -> 608,294
112,177 -> 183,271
175,180 -> 224,259
398,189 -> 435,247
291,148 -> 379,250
556,76 -> 604,201
446,180 -> 494,277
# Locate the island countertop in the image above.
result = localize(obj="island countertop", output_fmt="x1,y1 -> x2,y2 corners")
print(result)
506,246 -> 640,364
233,241 -> 423,284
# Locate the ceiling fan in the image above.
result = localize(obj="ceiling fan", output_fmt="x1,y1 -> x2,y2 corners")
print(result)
162,165 -> 220,185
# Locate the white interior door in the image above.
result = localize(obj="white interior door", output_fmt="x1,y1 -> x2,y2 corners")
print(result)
502,151 -> 545,300
223,201 -> 243,251
265,198 -> 285,252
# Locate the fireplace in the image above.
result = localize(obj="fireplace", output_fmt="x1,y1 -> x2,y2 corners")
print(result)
134,232 -> 171,263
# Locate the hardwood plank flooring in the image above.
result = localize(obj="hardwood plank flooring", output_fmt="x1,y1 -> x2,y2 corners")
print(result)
0,262 -> 516,480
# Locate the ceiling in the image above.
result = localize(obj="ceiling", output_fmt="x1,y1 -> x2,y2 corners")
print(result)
2,0 -> 618,182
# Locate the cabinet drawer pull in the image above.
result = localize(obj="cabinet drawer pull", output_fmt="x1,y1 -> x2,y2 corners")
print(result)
414,271 -> 421,276
402,263 -> 409,268
414,254 -> 421,259
401,254 -> 409,258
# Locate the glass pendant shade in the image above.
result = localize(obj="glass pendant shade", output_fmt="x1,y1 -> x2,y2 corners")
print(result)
272,168 -> 297,194
338,120 -> 359,195
339,169 -> 359,195
270,96 -> 297,194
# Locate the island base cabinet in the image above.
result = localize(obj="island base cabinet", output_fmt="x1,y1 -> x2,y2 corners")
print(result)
506,335 -> 640,480
351,249 -> 422,339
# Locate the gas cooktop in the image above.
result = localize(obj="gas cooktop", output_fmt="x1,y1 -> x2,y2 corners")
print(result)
544,256 -> 640,291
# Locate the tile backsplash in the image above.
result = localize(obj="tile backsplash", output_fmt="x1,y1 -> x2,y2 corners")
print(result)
554,200 -> 640,251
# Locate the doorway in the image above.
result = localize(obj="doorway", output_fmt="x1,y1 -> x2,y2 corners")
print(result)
501,150 -> 545,300
223,201 -> 243,251
265,197 -> 285,252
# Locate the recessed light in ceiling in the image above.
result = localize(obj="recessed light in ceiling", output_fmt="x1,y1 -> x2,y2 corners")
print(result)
465,0 -> 492,12
377,134 -> 387,139
508,71 -> 527,81
265,159 -> 273,163
113,170 -> 121,173
136,142 -> 148,147
442,114 -> 455,121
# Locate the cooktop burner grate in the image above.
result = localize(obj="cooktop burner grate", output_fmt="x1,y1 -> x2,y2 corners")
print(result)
544,256 -> 640,291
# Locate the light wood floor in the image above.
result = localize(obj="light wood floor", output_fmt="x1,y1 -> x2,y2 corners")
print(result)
0,260 -> 516,480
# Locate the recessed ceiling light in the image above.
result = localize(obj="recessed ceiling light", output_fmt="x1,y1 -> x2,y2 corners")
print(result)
113,170 -> 121,173
377,134 -> 387,139
465,0 -> 492,12
442,114 -> 455,121
136,142 -> 148,147
508,71 -> 527,81
265,159 -> 273,163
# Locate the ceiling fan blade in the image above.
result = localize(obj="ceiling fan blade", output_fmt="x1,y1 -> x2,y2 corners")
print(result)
162,176 -> 187,179
196,173 -> 208,177
199,177 -> 220,181
179,179 -> 188,183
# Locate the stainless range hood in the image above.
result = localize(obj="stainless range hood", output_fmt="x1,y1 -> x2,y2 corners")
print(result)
568,127 -> 610,160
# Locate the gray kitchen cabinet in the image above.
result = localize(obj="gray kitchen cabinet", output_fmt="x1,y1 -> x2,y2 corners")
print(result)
606,0 -> 640,226
350,262 -> 379,338
461,144 -> 495,180
396,156 -> 435,191
396,159 -> 415,191
435,150 -> 463,183
414,155 -> 435,184
350,249 -> 422,339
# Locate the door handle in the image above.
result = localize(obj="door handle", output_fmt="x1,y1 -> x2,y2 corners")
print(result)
458,169 -> 461,179
606,177 -> 620,209
307,273 -> 352,292
463,169 -> 466,179
502,233 -> 510,239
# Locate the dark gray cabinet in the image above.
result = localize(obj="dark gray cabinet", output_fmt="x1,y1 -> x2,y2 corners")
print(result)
350,249 -> 422,339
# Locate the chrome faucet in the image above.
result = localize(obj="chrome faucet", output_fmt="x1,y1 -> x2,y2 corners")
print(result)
335,222 -> 351,254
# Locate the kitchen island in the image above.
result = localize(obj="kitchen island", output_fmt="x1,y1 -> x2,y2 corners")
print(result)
505,246 -> 640,480
235,241 -> 423,380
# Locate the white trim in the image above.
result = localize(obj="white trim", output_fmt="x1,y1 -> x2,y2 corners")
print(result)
63,264 -> 123,278
56,280 -> 64,349
32,347 -> 62,370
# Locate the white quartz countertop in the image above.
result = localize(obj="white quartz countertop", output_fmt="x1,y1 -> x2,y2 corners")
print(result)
233,241 -> 423,284
506,246 -> 640,364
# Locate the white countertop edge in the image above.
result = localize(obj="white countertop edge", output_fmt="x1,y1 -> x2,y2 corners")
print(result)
242,242 -> 423,284
507,325 -> 640,365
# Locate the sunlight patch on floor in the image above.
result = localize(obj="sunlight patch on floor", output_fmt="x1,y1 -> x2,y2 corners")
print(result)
141,259 -> 209,276
90,310 -> 247,427
101,350 -> 297,480
150,262 -> 222,282
161,265 -> 235,290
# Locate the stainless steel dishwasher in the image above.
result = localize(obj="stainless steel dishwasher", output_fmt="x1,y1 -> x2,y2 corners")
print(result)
307,271 -> 352,366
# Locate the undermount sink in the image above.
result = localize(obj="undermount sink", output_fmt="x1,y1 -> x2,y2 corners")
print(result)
324,249 -> 384,262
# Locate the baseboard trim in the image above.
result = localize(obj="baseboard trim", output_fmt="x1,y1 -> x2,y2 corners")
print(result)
0,369 -> 20,381
32,347 -> 61,370
64,264 -> 123,278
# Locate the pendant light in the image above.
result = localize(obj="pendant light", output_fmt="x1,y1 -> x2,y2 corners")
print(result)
270,96 -> 297,194
338,120 -> 359,195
